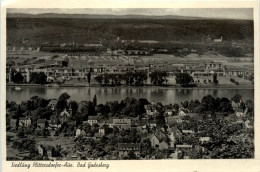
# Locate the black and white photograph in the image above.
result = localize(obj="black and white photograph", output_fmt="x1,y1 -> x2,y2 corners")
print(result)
4,7 -> 255,162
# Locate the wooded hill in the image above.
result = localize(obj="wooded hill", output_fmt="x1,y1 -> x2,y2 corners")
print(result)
7,14 -> 253,46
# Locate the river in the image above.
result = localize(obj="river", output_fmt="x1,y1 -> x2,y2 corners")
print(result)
6,86 -> 254,105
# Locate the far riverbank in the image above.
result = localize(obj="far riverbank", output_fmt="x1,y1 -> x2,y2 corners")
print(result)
6,83 -> 254,89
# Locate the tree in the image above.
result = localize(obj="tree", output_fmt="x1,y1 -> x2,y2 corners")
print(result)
150,71 -> 168,86
231,94 -> 242,103
94,75 -> 103,86
69,101 -> 78,116
219,98 -> 233,113
123,72 -> 135,86
30,72 -> 47,84
87,68 -> 92,86
155,113 -> 166,128
17,127 -> 25,138
56,93 -> 70,113
201,95 -> 217,113
175,73 -> 194,87
213,73 -> 219,85
13,72 -> 24,83
133,71 -> 148,86
173,103 -> 180,111
104,74 -> 110,85
128,150 -> 137,160
93,95 -> 97,107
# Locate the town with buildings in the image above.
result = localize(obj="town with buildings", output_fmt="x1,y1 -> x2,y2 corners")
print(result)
5,9 -> 255,161
6,92 -> 254,160
6,41 -> 254,88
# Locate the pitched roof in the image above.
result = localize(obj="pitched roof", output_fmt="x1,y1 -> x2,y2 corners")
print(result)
199,137 -> 211,142
47,145 -> 54,151
94,133 -> 103,138
154,131 -> 167,141
37,119 -> 46,123
176,145 -> 193,148
60,109 -> 70,117
48,99 -> 57,105
10,119 -> 17,122
19,117 -> 30,120
88,116 -> 98,120
236,108 -> 244,113
118,143 -> 140,150
182,130 -> 195,134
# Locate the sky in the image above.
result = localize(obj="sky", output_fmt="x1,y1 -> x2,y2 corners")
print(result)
7,8 -> 253,20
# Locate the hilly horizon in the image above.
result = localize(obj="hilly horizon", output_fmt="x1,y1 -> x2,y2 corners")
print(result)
6,13 -> 253,21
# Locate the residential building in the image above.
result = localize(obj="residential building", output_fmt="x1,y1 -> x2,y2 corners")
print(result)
10,119 -> 17,130
37,145 -> 45,156
113,118 -> 131,130
48,99 -> 57,111
94,133 -> 104,139
150,134 -> 160,148
235,108 -> 246,117
144,104 -> 158,116
199,137 -> 211,144
178,110 -> 187,116
18,117 -> 31,127
37,119 -> 46,130
75,129 -> 81,138
99,127 -> 105,135
47,146 -> 54,158
150,131 -> 167,148
118,143 -> 140,158
88,116 -> 98,126
59,109 -> 71,123
182,130 -> 195,134
214,36 -> 222,43
49,116 -> 60,129
159,140 -> 169,150
232,101 -> 241,110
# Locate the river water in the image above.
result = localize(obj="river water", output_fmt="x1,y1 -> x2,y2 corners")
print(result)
6,86 -> 254,105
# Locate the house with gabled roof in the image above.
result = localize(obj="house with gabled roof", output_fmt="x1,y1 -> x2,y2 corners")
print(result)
232,100 -> 241,110
88,116 -> 98,126
199,137 -> 211,144
159,140 -> 169,150
235,108 -> 246,117
179,110 -> 187,116
48,99 -> 57,111
94,133 -> 104,139
19,117 -> 31,127
47,146 -> 54,158
118,143 -> 140,158
113,118 -> 131,130
99,126 -> 105,135
37,145 -> 45,156
150,131 -> 167,148
176,144 -> 193,154
59,109 -> 71,123
37,119 -> 47,130
49,115 -> 60,129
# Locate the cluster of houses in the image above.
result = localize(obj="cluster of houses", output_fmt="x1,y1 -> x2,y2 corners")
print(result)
8,95 -> 252,159
6,54 -> 253,84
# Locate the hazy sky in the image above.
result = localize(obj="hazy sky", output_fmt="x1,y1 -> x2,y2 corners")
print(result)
8,8 -> 253,20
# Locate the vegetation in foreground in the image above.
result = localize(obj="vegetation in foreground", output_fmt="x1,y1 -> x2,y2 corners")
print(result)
6,92 -> 254,160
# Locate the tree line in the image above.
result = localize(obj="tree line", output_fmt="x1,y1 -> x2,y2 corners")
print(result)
94,71 -> 168,86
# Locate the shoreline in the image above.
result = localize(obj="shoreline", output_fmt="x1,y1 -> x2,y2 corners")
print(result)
6,83 -> 254,89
